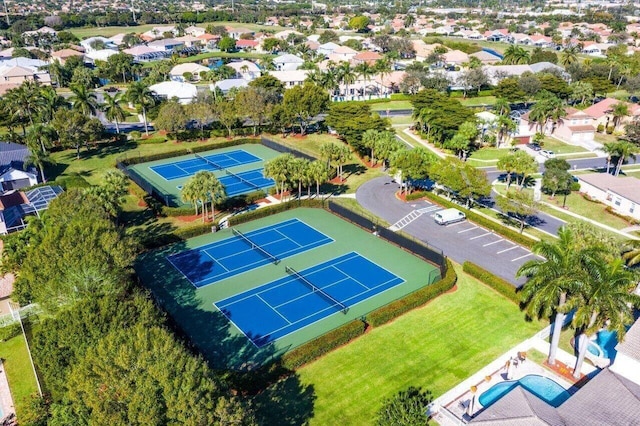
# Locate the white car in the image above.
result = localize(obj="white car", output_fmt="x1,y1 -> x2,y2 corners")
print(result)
540,150 -> 555,158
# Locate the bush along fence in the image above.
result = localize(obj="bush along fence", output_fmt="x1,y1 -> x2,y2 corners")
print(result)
422,191 -> 537,250
462,261 -> 521,305
260,136 -> 317,161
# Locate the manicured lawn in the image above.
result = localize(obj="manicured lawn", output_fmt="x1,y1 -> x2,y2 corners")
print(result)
0,334 -> 39,419
389,115 -> 414,126
370,100 -> 414,111
540,137 -> 589,154
279,264 -> 544,425
468,147 -> 511,162
70,21 -> 285,39
459,96 -> 497,107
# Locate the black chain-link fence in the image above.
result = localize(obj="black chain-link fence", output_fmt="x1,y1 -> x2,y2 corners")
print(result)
327,201 -> 447,278
261,136 -> 317,161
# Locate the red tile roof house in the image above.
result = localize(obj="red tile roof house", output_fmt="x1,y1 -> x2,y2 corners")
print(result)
583,98 -> 640,131
352,51 -> 382,65
235,39 -> 259,51
519,107 -> 597,148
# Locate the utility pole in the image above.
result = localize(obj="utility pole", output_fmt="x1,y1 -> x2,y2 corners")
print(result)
131,0 -> 137,23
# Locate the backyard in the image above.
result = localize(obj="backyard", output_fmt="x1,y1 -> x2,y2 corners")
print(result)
254,264 -> 544,425
0,334 -> 39,419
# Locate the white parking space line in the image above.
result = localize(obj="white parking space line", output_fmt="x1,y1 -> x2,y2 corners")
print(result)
483,239 -> 504,246
445,221 -> 467,227
458,226 -> 478,233
470,232 -> 492,240
417,206 -> 441,213
497,246 -> 518,254
511,253 -> 535,262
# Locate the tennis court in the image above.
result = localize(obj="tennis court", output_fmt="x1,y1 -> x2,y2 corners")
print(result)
167,218 -> 334,287
126,144 -> 281,206
216,252 -> 404,347
150,150 -> 260,181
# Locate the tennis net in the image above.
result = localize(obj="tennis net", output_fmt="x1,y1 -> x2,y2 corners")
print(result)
194,153 -> 224,170
232,228 -> 280,265
285,266 -> 348,314
225,168 -> 261,190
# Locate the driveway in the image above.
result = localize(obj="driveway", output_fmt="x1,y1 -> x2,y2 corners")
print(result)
356,176 -> 543,287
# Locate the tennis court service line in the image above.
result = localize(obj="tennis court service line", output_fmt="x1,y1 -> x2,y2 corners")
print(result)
194,153 -> 224,170
232,227 -> 281,265
285,265 -> 349,314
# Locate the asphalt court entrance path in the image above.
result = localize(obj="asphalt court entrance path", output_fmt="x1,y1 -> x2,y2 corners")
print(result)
356,177 -> 543,287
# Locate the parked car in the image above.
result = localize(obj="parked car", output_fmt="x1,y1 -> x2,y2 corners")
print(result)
528,143 -> 542,151
104,86 -> 120,93
540,150 -> 555,158
433,208 -> 466,225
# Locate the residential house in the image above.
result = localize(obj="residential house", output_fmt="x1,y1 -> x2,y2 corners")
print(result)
443,50 -> 469,65
268,70 -> 309,88
317,42 -> 341,57
583,98 -> 640,130
80,36 -> 117,53
0,58 -> 51,94
328,45 -> 357,63
212,78 -> 249,95
225,27 -> 254,39
273,54 -> 304,71
109,33 -> 127,46
170,63 -> 210,82
577,173 -> 640,221
0,143 -> 37,191
184,26 -> 205,37
227,60 -> 261,81
141,26 -> 177,41
583,43 -> 617,57
483,62 -> 566,85
412,40 -> 439,62
519,107 -> 596,148
123,45 -> 163,62
352,51 -> 382,65
235,39 -> 259,51
274,30 -> 303,40
147,38 -> 185,52
85,49 -> 119,63
50,48 -> 84,65
175,34 -> 202,48
149,81 -> 198,105
197,33 -> 219,49
0,186 -> 63,235
470,51 -> 501,64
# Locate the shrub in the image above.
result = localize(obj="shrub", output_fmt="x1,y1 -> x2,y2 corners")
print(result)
421,191 -> 537,249
129,130 -> 141,140
54,173 -> 91,189
605,206 -> 640,225
0,322 -> 21,341
570,182 -> 581,191
161,206 -> 197,217
606,126 -> 614,134
462,261 -> 520,304
597,124 -> 605,133
139,136 -> 167,145
227,199 -> 324,226
281,320 -> 366,369
405,190 -> 429,201
367,259 -> 456,327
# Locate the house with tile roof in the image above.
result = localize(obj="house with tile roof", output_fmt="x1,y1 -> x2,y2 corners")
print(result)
352,51 -> 382,65
50,48 -> 84,65
583,98 -> 640,130
519,107 -> 596,148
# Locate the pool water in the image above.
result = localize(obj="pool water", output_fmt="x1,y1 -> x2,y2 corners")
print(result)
479,375 -> 570,408
587,330 -> 619,360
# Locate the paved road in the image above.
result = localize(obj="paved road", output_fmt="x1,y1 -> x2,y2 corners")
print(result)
356,176 -> 539,287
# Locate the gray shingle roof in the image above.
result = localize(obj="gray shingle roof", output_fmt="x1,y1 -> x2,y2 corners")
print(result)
0,142 -> 30,172
615,319 -> 640,362
471,387 -> 564,425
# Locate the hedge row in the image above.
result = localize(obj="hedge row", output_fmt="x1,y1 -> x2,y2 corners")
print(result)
0,323 -> 21,342
462,261 -> 521,305
367,259 -> 457,327
281,320 -> 366,370
405,190 -> 429,201
421,191 -> 537,249
140,222 -> 216,250
227,199 -> 324,226
121,138 -> 260,166
161,205 -> 195,217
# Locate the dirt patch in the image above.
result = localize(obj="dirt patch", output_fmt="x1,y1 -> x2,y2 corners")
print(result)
543,359 -> 585,384
272,191 -> 291,201
178,214 -> 202,223
137,200 -> 148,208
329,176 -> 346,184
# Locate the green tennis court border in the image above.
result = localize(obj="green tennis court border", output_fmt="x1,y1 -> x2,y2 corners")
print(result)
135,208 -> 441,370
126,144 -> 282,207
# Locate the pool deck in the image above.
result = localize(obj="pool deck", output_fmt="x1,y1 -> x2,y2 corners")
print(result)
431,325 -> 598,425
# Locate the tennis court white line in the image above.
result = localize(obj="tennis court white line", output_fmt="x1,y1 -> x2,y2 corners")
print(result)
483,239 -> 504,246
273,227 -> 303,248
458,226 -> 478,233
202,250 -> 230,272
511,253 -> 534,262
469,232 -> 492,240
257,294 -> 291,325
272,276 -> 352,309
497,246 -> 518,254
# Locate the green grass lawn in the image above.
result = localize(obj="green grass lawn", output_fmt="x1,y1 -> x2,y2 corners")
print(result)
70,21 -> 285,39
370,100 -> 413,111
459,96 -> 497,107
0,334 -> 39,419
540,137 -> 589,155
468,147 -> 511,162
389,115 -> 414,126
269,264 -> 544,425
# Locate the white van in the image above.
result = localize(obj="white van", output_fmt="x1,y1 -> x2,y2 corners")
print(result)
434,208 -> 466,225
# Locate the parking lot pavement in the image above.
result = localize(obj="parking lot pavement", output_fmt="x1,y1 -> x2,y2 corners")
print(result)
356,177 -> 541,287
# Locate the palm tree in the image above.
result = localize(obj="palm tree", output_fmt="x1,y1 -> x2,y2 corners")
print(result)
338,62 -> 356,100
290,158 -> 310,198
567,258 -> 640,378
516,228 -> 603,365
102,92 -> 126,134
355,62 -> 375,99
202,172 -> 226,223
603,140 -> 638,176
126,82 -> 155,136
308,160 -> 330,196
559,45 -> 580,67
181,178 -> 201,216
495,115 -> 516,148
264,154 -> 294,200
622,241 -> 640,267
611,102 -> 629,129
5,81 -> 41,131
502,45 -> 530,65
494,98 -> 511,117
69,84 -> 98,117
600,142 -> 619,174
26,123 -> 56,155
25,140 -> 53,183
362,129 -> 380,165
374,57 -> 392,97
38,86 -> 68,124
335,144 -> 351,181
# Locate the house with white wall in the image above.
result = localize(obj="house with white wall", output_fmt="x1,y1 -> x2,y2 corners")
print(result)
577,173 -> 640,221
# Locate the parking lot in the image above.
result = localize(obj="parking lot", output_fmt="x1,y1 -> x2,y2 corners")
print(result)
356,177 -> 543,287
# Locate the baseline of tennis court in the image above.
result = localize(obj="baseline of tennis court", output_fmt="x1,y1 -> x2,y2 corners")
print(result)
215,251 -> 405,347
219,169 -> 274,197
150,149 -> 260,181
167,218 -> 334,288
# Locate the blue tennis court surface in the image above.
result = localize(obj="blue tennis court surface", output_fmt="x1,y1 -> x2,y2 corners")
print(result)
167,218 -> 333,287
150,150 -> 260,181
215,252 -> 405,347
219,169 -> 274,197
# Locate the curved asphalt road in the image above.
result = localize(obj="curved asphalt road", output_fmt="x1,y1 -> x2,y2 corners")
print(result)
356,176 -> 531,286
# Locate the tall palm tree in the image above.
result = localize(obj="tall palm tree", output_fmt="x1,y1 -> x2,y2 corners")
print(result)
126,82 -> 155,135
308,160 -> 329,196
503,45 -> 530,65
355,62 -> 375,99
102,92 -> 126,134
374,56 -> 393,97
264,154 -> 294,199
599,142 -> 619,174
202,172 -> 226,223
38,86 -> 68,124
69,84 -> 98,117
181,178 -> 201,216
25,140 -> 53,183
603,140 -> 638,176
26,123 -> 56,155
611,102 -> 629,129
567,258 -> 640,378
559,45 -> 580,67
5,81 -> 41,132
516,228 -> 603,365
338,62 -> 356,100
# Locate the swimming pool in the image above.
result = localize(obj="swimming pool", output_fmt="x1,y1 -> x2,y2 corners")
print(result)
587,329 -> 619,360
479,375 -> 570,408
